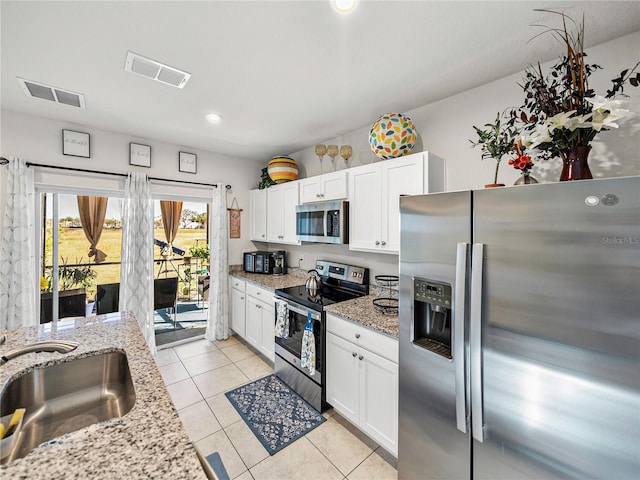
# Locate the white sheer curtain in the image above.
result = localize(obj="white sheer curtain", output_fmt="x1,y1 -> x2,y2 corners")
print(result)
0,157 -> 37,330
206,183 -> 229,341
120,172 -> 155,354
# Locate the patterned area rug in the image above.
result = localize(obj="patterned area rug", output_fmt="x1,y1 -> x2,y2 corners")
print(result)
225,375 -> 325,455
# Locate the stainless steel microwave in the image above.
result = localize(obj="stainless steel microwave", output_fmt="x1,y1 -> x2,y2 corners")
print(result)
295,201 -> 348,244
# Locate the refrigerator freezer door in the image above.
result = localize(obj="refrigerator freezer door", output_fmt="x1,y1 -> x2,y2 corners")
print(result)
472,177 -> 640,479
399,191 -> 471,480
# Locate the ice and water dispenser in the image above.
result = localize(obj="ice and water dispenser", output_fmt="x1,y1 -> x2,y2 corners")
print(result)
412,278 -> 452,359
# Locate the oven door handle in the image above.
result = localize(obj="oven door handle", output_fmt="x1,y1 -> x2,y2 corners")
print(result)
274,297 -> 321,321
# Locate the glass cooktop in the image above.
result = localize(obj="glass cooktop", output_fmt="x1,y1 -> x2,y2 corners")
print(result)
275,284 -> 362,311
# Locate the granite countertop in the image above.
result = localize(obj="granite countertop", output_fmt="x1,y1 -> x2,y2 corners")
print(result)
229,268 -> 308,291
0,313 -> 206,479
325,295 -> 399,338
230,268 -> 399,338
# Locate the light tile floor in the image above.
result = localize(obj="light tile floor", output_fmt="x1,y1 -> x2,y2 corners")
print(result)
157,336 -> 398,480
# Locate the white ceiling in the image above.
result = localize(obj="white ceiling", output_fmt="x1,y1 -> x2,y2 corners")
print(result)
2,1 -> 639,162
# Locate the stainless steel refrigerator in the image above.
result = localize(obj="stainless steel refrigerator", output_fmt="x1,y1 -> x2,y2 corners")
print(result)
398,177 -> 640,479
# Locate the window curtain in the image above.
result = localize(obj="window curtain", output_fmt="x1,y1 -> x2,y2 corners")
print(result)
160,200 -> 182,256
0,158 -> 37,330
120,172 -> 155,354
205,183 -> 229,341
77,196 -> 108,263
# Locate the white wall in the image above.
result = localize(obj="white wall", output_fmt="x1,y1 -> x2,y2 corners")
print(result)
0,110 -> 263,265
280,31 -> 640,278
292,31 -> 640,190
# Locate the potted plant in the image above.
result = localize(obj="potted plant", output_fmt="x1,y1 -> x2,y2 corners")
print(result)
40,257 -> 96,323
512,10 -> 640,181
258,167 -> 276,189
470,112 -> 520,187
181,267 -> 192,296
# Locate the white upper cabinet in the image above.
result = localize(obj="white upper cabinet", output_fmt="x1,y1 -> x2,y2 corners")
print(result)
348,152 -> 444,254
299,170 -> 348,204
266,182 -> 300,244
249,188 -> 267,242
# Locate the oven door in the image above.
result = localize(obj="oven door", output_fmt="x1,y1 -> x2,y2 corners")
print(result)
274,300 -> 323,382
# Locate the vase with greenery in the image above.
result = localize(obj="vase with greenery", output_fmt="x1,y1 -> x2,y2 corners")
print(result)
513,10 -> 639,181
470,112 -> 520,187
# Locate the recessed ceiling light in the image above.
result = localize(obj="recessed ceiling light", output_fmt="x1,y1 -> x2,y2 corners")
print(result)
206,113 -> 222,123
331,0 -> 358,14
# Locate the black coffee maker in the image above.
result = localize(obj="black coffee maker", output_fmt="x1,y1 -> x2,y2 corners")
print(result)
271,250 -> 287,275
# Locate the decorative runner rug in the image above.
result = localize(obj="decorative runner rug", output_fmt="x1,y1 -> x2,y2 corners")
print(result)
225,374 -> 325,455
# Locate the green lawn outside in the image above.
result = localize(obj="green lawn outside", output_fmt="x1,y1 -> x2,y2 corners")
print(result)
45,227 -> 209,301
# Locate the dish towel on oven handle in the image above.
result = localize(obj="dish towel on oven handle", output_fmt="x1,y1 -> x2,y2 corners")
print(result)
274,299 -> 289,338
300,312 -> 316,376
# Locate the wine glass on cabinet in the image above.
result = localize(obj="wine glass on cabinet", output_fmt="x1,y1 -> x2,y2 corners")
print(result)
315,144 -> 327,174
327,145 -> 339,171
340,145 -> 353,169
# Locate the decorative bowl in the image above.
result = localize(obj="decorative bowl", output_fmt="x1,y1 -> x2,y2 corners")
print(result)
369,113 -> 417,159
267,156 -> 298,183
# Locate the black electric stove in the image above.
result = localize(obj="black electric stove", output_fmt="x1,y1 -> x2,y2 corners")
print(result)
275,260 -> 369,311
274,260 -> 369,412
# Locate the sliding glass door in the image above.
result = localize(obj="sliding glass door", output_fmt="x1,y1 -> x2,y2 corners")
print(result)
39,191 -> 122,324
36,187 -> 212,344
152,198 -> 210,346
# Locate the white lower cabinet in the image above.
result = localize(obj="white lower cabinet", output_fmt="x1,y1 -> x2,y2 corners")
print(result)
245,282 -> 275,362
326,313 -> 399,456
229,277 -> 246,337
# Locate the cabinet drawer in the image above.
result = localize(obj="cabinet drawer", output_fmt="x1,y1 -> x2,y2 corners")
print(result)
245,282 -> 273,302
230,276 -> 246,293
327,314 -> 398,363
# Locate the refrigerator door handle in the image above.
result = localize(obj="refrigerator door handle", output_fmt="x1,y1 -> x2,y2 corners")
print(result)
470,242 -> 485,443
454,242 -> 469,433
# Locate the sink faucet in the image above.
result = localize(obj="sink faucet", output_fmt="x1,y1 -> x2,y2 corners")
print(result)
0,340 -> 79,365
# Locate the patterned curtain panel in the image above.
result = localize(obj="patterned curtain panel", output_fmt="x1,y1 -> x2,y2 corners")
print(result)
0,158 -> 37,330
120,172 -> 156,355
206,183 -> 229,341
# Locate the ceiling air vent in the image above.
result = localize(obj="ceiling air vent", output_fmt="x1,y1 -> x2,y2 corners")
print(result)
17,78 -> 85,108
124,51 -> 191,89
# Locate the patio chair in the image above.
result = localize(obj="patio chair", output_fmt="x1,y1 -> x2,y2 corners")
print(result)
154,277 -> 179,326
95,282 -> 120,315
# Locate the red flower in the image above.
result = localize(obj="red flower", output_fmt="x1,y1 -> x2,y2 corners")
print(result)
510,155 -> 534,171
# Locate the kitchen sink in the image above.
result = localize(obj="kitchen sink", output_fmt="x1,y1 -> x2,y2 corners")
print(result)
0,351 -> 136,463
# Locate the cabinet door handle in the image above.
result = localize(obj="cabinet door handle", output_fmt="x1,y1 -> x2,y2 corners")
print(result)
381,241 -> 386,246
241,296 -> 244,300
352,352 -> 357,357
261,234 -> 265,238
355,333 -> 360,339
358,355 -> 364,361
375,240 -> 380,245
